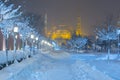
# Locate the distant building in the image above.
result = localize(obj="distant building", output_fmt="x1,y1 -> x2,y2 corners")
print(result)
44,17 -> 83,45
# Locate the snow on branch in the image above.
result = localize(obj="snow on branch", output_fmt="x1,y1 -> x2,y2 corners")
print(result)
96,25 -> 117,41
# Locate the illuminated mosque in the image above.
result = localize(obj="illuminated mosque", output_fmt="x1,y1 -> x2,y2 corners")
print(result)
44,14 -> 83,45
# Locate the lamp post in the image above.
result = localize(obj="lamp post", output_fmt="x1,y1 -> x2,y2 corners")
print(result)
106,35 -> 111,61
95,36 -> 98,51
20,34 -> 23,50
117,29 -> 120,57
35,37 -> 39,49
20,34 -> 26,58
30,34 -> 34,56
13,26 -> 18,63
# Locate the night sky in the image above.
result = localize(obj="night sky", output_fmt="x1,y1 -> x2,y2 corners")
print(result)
13,0 -> 120,35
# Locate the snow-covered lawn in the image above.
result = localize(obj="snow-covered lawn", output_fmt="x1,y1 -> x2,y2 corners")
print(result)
0,50 -> 115,80
71,53 -> 120,80
0,50 -> 31,64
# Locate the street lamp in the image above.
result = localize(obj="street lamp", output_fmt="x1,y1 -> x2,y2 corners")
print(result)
20,34 -> 27,59
117,29 -> 120,57
30,34 -> 34,56
35,37 -> 39,49
36,37 -> 38,41
95,36 -> 98,51
14,27 -> 18,32
20,34 -> 24,51
31,34 -> 34,39
15,35 -> 18,39
13,26 -> 19,63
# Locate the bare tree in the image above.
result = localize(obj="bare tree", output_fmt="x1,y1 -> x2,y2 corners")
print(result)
96,15 -> 118,61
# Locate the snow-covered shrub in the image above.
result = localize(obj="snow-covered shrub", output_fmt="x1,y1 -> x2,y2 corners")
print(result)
66,37 -> 88,50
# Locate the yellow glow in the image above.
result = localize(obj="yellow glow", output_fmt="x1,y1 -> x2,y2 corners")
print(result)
44,17 -> 83,44
76,29 -> 82,36
51,30 -> 71,40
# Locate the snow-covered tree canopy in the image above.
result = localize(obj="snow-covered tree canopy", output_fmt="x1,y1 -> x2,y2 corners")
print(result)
74,37 -> 88,48
67,37 -> 88,49
0,1 -> 22,20
23,13 -> 44,35
0,0 -> 42,44
14,18 -> 30,39
96,25 -> 117,41
0,1 -> 22,37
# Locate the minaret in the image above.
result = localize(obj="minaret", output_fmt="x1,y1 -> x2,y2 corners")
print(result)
44,13 -> 48,37
76,17 -> 82,36
117,15 -> 120,26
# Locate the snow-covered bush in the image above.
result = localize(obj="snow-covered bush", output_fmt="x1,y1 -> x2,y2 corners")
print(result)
66,37 -> 88,50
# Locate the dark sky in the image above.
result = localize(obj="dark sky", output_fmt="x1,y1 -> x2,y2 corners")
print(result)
13,0 -> 120,35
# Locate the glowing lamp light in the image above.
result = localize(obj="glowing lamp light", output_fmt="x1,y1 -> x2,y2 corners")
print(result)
15,35 -> 18,39
20,34 -> 22,37
36,37 -> 38,41
14,27 -> 18,32
31,34 -> 34,39
33,40 -> 35,43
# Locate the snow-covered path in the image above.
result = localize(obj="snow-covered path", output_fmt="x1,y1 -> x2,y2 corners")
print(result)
23,51 -> 113,80
0,50 -> 114,80
29,56 -> 74,80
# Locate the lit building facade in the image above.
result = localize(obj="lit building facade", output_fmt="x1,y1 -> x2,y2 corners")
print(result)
44,17 -> 82,45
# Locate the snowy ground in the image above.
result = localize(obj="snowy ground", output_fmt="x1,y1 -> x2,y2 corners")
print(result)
0,50 -> 31,64
0,49 -> 115,80
71,53 -> 120,80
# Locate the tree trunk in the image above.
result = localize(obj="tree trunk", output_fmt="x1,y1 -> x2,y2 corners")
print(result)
107,39 -> 111,61
5,36 -> 8,66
